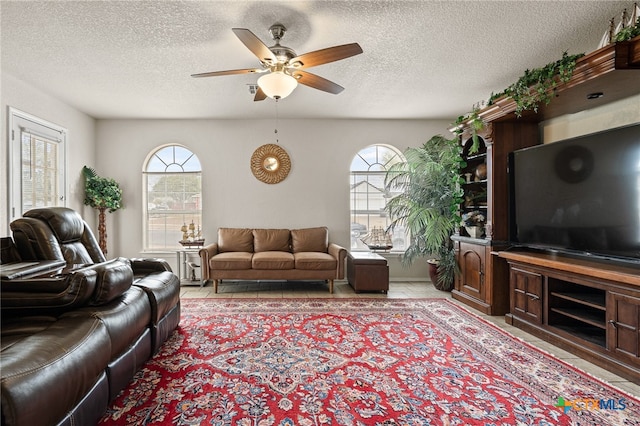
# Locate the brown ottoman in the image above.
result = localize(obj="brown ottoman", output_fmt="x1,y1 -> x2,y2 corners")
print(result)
347,251 -> 389,293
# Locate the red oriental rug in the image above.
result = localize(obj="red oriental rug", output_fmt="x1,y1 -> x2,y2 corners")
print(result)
100,299 -> 639,425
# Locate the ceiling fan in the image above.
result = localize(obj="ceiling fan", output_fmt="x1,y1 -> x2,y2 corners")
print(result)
191,24 -> 363,101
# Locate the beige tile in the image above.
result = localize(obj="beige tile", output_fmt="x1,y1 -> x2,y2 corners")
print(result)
614,381 -> 640,397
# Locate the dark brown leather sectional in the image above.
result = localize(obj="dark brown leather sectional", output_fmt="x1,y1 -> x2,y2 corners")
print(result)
1,208 -> 181,426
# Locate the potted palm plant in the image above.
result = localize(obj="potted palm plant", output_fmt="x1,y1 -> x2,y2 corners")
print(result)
384,135 -> 464,290
82,166 -> 123,256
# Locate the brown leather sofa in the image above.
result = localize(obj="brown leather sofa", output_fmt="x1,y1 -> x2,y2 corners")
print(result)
1,207 -> 181,426
199,227 -> 347,293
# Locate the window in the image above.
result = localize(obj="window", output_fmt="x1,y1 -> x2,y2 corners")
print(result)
350,144 -> 407,251
143,145 -> 202,251
9,108 -> 67,221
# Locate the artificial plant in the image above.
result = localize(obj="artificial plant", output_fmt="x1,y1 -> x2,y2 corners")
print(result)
384,135 -> 464,291
488,51 -> 585,117
82,166 -> 123,256
614,15 -> 640,41
453,50 -> 585,138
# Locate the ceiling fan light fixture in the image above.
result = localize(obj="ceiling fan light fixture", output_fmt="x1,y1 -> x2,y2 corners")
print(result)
258,71 -> 297,100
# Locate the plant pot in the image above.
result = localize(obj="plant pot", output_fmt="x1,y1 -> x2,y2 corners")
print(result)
427,259 -> 454,291
465,226 -> 484,238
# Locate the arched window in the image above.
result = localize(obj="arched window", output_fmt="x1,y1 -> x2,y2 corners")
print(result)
143,145 -> 202,251
350,144 -> 407,251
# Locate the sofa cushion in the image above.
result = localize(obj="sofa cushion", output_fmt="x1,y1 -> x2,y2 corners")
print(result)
210,252 -> 253,270
218,228 -> 253,253
294,252 -> 337,270
0,315 -> 111,426
253,229 -> 291,252
252,251 -> 294,270
291,227 -> 328,253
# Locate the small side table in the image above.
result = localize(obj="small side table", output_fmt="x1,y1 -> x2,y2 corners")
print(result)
176,248 -> 201,282
347,251 -> 389,293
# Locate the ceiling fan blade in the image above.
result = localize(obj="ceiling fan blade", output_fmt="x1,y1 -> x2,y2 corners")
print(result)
191,68 -> 262,78
288,43 -> 363,69
254,86 -> 267,101
232,28 -> 277,64
292,70 -> 344,94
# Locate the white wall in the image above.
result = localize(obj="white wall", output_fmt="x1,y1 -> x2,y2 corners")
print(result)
96,118 -> 452,278
541,93 -> 640,142
1,72 -> 97,236
4,71 -> 637,280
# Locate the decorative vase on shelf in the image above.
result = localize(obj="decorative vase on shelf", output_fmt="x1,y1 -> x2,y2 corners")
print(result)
465,226 -> 484,238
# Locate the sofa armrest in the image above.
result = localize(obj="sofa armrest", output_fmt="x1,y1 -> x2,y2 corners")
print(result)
128,257 -> 173,275
1,267 -> 99,315
198,243 -> 219,281
328,243 -> 348,279
1,259 -> 134,315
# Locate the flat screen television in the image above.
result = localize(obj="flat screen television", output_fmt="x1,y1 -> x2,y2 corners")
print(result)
508,123 -> 640,266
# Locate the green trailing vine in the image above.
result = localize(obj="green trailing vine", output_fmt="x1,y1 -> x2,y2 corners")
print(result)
488,51 -> 584,117
453,107 -> 485,154
452,50 -> 584,138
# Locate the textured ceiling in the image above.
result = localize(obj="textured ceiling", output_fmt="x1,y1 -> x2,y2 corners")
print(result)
0,1 -> 633,120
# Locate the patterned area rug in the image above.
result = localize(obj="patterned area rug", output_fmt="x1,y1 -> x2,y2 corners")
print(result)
100,299 -> 639,425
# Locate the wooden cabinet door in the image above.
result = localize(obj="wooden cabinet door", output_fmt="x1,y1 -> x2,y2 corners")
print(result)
510,265 -> 543,324
458,242 -> 486,301
607,291 -> 640,364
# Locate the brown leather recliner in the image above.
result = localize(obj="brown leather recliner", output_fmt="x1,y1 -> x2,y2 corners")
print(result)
11,206 -> 106,265
2,207 -> 181,426
9,207 -> 181,353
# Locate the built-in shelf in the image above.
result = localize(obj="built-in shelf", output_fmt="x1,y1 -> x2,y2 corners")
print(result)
466,152 -> 487,161
550,307 -> 606,329
549,292 -> 606,310
453,35 -> 640,333
552,324 -> 607,348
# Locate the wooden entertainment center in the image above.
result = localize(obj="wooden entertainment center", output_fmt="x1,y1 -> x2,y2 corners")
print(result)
451,36 -> 640,383
500,250 -> 640,384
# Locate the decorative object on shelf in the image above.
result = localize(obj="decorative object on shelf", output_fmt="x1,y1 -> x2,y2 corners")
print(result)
360,226 -> 393,251
179,221 -> 205,247
464,172 -> 473,183
474,163 -> 487,180
461,210 -> 486,238
600,3 -> 640,47
82,166 -> 123,256
464,188 -> 488,207
384,135 -> 464,291
464,226 -> 485,238
250,143 -> 291,184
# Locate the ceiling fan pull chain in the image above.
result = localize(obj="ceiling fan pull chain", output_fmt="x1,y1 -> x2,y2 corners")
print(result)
274,99 -> 279,143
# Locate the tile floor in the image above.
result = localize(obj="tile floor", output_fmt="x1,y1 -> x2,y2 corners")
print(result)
180,279 -> 640,397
